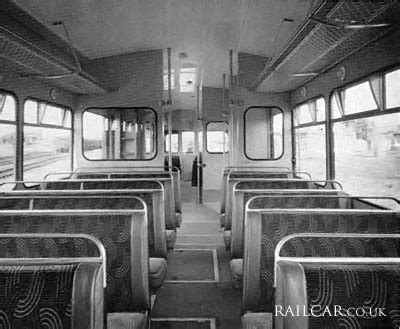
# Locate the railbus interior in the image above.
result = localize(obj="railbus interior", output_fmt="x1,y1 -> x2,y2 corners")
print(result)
0,0 -> 399,328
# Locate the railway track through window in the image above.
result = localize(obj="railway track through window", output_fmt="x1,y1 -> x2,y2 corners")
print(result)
331,77 -> 400,207
0,92 -> 16,183
23,99 -> 72,182
293,97 -> 326,180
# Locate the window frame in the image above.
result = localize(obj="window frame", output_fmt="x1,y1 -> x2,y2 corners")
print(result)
292,95 -> 327,181
243,106 -> 284,161
383,66 -> 400,111
205,121 -> 229,154
22,97 -> 73,184
0,89 -> 18,182
81,106 -> 158,161
23,97 -> 73,130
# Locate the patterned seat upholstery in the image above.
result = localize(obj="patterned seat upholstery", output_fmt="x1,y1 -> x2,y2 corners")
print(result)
0,262 -> 104,328
225,179 -> 314,230
243,209 -> 400,312
0,193 -> 167,258
0,211 -> 149,314
276,261 -> 400,329
229,192 -> 342,257
0,198 -> 31,210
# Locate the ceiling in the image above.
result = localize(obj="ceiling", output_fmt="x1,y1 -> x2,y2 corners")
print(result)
11,0 -> 313,89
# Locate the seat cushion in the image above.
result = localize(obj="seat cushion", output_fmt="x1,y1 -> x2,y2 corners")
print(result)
149,257 -> 168,291
223,230 -> 231,250
107,312 -> 148,329
165,229 -> 177,250
241,312 -> 272,329
229,258 -> 243,288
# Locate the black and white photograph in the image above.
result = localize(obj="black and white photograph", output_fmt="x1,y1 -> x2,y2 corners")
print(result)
0,0 -> 399,328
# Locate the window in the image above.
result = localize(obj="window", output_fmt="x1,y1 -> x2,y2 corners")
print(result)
333,113 -> 400,206
198,131 -> 203,153
163,69 -> 175,91
293,97 -> 326,180
0,93 -> 17,183
343,82 -> 377,115
179,68 -> 196,93
23,99 -> 72,181
145,122 -> 155,154
244,107 -> 283,160
293,97 -> 325,125
331,81 -> 377,118
182,131 -> 194,153
165,132 -> 179,153
206,122 -> 229,153
82,108 -> 157,160
385,69 -> 400,109
330,76 -> 400,208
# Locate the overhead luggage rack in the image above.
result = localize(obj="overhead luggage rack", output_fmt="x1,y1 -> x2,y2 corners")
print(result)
252,0 -> 399,92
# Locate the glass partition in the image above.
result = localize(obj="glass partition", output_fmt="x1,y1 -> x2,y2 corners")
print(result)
83,107 -> 157,160
244,107 -> 283,160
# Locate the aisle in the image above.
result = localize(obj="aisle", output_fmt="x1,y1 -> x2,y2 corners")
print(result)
151,201 -> 242,328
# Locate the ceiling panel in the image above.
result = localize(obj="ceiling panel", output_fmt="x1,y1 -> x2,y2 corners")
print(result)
11,0 -> 313,88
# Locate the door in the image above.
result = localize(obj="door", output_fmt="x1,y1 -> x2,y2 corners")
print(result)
202,121 -> 229,190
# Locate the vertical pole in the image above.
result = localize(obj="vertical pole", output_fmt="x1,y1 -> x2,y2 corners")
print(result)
196,85 -> 202,204
167,47 -> 172,173
222,73 -> 226,171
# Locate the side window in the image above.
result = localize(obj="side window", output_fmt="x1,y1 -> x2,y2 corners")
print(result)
331,78 -> 400,207
206,122 -> 229,153
0,93 -> 17,183
165,132 -> 179,153
244,107 -> 283,160
182,131 -> 194,153
293,97 -> 326,180
385,68 -> 400,109
23,99 -> 72,182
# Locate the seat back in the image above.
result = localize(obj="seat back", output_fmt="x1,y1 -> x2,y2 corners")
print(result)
225,178 -> 341,229
0,209 -> 149,314
275,234 -> 400,329
243,207 -> 400,312
48,170 -> 179,228
0,191 -> 167,258
230,190 -> 345,257
220,170 -> 294,214
0,233 -> 105,329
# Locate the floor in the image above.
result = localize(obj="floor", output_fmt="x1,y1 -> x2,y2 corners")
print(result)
151,182 -> 242,328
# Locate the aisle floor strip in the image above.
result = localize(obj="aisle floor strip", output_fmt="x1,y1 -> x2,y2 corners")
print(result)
151,317 -> 216,329
164,248 -> 220,283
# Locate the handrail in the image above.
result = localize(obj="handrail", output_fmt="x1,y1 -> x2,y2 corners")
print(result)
274,232 -> 400,287
224,166 -> 291,172
227,170 -> 312,179
230,178 -> 343,190
44,170 -> 177,181
0,233 -> 107,288
240,194 -> 399,208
